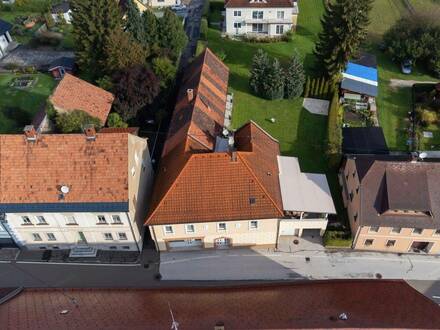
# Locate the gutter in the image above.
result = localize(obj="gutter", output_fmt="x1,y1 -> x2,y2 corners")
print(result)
126,212 -> 141,253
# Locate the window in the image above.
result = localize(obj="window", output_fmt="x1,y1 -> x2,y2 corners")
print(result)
356,187 -> 359,194
249,197 -> 256,205
353,213 -> 358,222
249,220 -> 258,230
97,215 -> 107,224
46,233 -> 56,241
122,246 -> 130,250
233,10 -> 241,16
218,222 -> 227,231
185,224 -> 195,233
434,229 -> 440,236
66,215 -> 77,225
233,22 -> 242,29
164,225 -> 173,234
32,233 -> 42,241
104,233 -> 113,240
112,215 -> 122,224
364,239 -> 374,246
276,25 -> 284,34
391,227 -> 401,234
36,216 -> 47,224
118,232 -> 127,240
109,246 -> 117,250
369,226 -> 379,233
277,11 -> 284,19
252,11 -> 263,19
22,216 -> 32,225
413,228 -> 423,235
386,240 -> 396,247
252,23 -> 263,33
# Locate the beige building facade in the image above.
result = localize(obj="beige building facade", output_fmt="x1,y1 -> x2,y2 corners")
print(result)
340,156 -> 440,255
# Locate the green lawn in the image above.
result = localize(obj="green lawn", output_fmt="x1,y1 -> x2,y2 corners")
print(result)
409,0 -> 440,13
368,0 -> 408,41
0,73 -> 56,133
0,11 -> 44,44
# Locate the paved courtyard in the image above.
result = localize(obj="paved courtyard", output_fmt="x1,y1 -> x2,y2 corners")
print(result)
0,47 -> 74,69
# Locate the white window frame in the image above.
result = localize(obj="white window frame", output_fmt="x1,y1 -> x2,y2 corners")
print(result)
233,10 -> 241,17
391,227 -> 401,234
364,239 -> 374,246
217,222 -> 227,231
233,22 -> 242,29
103,233 -> 113,240
252,23 -> 263,33
164,225 -> 174,234
276,25 -> 284,35
97,215 -> 107,224
118,232 -> 128,240
65,215 -> 77,225
249,220 -> 258,230
368,226 -> 380,233
46,233 -> 56,241
277,11 -> 284,19
386,239 -> 396,247
112,215 -> 122,224
36,216 -> 47,224
32,233 -> 42,241
22,216 -> 32,225
252,11 -> 263,19
185,224 -> 195,234
412,228 -> 423,235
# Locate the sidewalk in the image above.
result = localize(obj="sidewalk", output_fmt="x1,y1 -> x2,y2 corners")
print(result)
160,247 -> 440,281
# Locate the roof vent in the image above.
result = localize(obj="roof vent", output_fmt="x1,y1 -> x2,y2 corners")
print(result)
187,88 -> 194,102
214,321 -> 225,330
60,185 -> 70,194
338,313 -> 348,321
23,125 -> 37,142
83,124 -> 96,141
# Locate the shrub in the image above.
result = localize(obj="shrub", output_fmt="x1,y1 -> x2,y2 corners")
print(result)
202,0 -> 210,18
55,110 -> 102,133
421,109 -> 438,125
107,113 -> 128,128
44,12 -> 55,29
152,56 -> 177,89
323,230 -> 352,247
326,90 -> 343,169
303,76 -> 310,97
200,18 -> 208,41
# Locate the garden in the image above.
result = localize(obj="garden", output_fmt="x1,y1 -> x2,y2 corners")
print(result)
0,72 -> 56,133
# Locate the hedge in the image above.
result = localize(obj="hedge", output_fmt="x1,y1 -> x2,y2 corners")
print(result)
326,89 -> 343,169
323,230 -> 352,247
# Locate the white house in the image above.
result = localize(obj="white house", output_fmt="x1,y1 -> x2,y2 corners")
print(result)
224,0 -> 299,37
129,0 -> 180,10
51,1 -> 72,24
0,126 -> 154,257
0,19 -> 14,59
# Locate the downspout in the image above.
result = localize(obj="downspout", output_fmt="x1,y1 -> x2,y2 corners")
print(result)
126,212 -> 141,253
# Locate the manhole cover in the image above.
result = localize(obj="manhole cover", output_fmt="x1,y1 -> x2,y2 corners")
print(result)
293,239 -> 299,245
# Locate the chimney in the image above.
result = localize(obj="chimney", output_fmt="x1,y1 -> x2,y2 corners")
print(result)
230,151 -> 237,162
23,125 -> 37,141
214,322 -> 225,330
83,124 -> 96,141
187,88 -> 194,102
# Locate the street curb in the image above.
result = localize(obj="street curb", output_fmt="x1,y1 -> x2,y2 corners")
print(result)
15,261 -> 142,267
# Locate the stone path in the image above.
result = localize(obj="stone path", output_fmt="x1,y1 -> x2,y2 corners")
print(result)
303,98 -> 330,115
389,79 -> 438,89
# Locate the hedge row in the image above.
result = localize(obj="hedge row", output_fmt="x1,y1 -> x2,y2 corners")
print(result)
326,89 -> 343,169
303,76 -> 333,100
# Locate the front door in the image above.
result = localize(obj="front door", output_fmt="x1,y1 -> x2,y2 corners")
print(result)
214,237 -> 231,249
78,231 -> 87,244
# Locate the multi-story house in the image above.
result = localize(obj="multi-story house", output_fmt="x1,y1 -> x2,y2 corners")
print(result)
126,0 -> 179,10
0,126 -> 154,256
224,0 -> 299,37
340,155 -> 440,254
145,48 -> 335,251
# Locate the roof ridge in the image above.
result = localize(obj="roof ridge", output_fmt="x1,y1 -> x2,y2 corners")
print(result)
237,153 -> 284,217
204,48 -> 230,73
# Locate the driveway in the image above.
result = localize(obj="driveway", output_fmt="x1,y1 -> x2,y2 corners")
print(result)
0,46 -> 74,69
389,79 -> 438,89
160,248 -> 440,281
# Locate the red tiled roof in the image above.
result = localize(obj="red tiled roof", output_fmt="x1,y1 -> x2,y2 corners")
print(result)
100,127 -> 139,135
1,281 -> 440,329
225,0 -> 295,8
0,133 -> 130,203
147,121 -> 283,225
49,74 -> 115,124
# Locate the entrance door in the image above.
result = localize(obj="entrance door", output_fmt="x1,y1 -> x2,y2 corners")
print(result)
78,231 -> 87,244
214,237 -> 231,249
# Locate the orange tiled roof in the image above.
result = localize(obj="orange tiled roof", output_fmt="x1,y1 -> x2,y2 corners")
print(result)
0,133 -> 130,203
100,127 -> 139,135
49,74 -> 115,124
146,121 -> 283,225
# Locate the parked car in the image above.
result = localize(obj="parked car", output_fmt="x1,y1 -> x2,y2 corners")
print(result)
171,4 -> 186,11
401,59 -> 413,74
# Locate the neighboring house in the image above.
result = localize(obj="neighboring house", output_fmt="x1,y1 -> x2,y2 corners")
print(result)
146,48 -> 335,252
51,1 -> 72,24
47,73 -> 114,126
0,19 -> 14,59
224,0 -> 299,37
342,127 -> 389,155
340,155 -> 440,254
0,126 -> 154,255
1,280 -> 440,329
48,57 -> 76,79
120,0 -> 179,10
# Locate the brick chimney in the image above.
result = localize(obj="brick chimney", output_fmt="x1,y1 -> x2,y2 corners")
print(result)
187,88 -> 194,102
23,125 -> 37,141
230,151 -> 237,162
83,124 -> 96,140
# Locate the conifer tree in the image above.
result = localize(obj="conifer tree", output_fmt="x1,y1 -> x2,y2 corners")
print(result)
125,0 -> 145,44
284,52 -> 305,99
158,9 -> 188,60
142,9 -> 159,51
314,0 -> 373,79
304,76 -> 310,97
310,78 -> 316,98
263,58 -> 284,100
249,49 -> 270,96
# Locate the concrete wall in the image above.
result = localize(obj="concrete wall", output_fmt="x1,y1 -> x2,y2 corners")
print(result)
150,218 -> 279,251
225,7 -> 297,36
279,218 -> 328,237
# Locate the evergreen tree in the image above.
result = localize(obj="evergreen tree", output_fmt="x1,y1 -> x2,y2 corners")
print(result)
284,52 -> 305,99
142,9 -> 159,50
310,78 -> 317,97
318,77 -> 326,98
304,76 -> 310,97
261,58 -> 284,100
71,0 -> 122,80
125,0 -> 145,44
249,49 -> 270,96
314,0 -> 373,78
158,9 -> 188,60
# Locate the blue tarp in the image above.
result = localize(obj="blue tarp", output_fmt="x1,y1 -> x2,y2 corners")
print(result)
344,62 -> 378,82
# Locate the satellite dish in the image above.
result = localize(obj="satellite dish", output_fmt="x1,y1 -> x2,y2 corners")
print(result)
60,185 -> 70,194
419,152 -> 428,159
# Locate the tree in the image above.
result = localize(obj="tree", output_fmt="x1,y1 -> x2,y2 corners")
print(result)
142,9 -> 159,52
103,28 -> 148,74
55,110 -> 102,133
158,9 -> 188,60
107,112 -> 128,128
125,0 -> 145,44
304,76 -> 310,98
314,0 -> 373,78
71,0 -> 122,79
112,65 -> 160,121
153,57 -> 177,89
284,53 -> 305,99
326,90 -> 343,168
261,58 -> 284,100
250,49 -> 271,96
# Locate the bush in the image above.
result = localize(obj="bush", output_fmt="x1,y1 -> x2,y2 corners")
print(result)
421,109 -> 438,125
107,113 -> 128,128
326,90 -> 343,169
200,18 -> 208,41
55,109 -> 102,133
242,35 -> 283,43
323,230 -> 352,247
202,0 -> 210,18
152,56 -> 177,89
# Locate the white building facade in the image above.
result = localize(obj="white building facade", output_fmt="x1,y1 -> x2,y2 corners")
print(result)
0,19 -> 14,59
225,0 -> 298,37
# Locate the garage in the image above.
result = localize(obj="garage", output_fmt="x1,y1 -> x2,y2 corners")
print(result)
167,239 -> 203,251
301,229 -> 322,238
